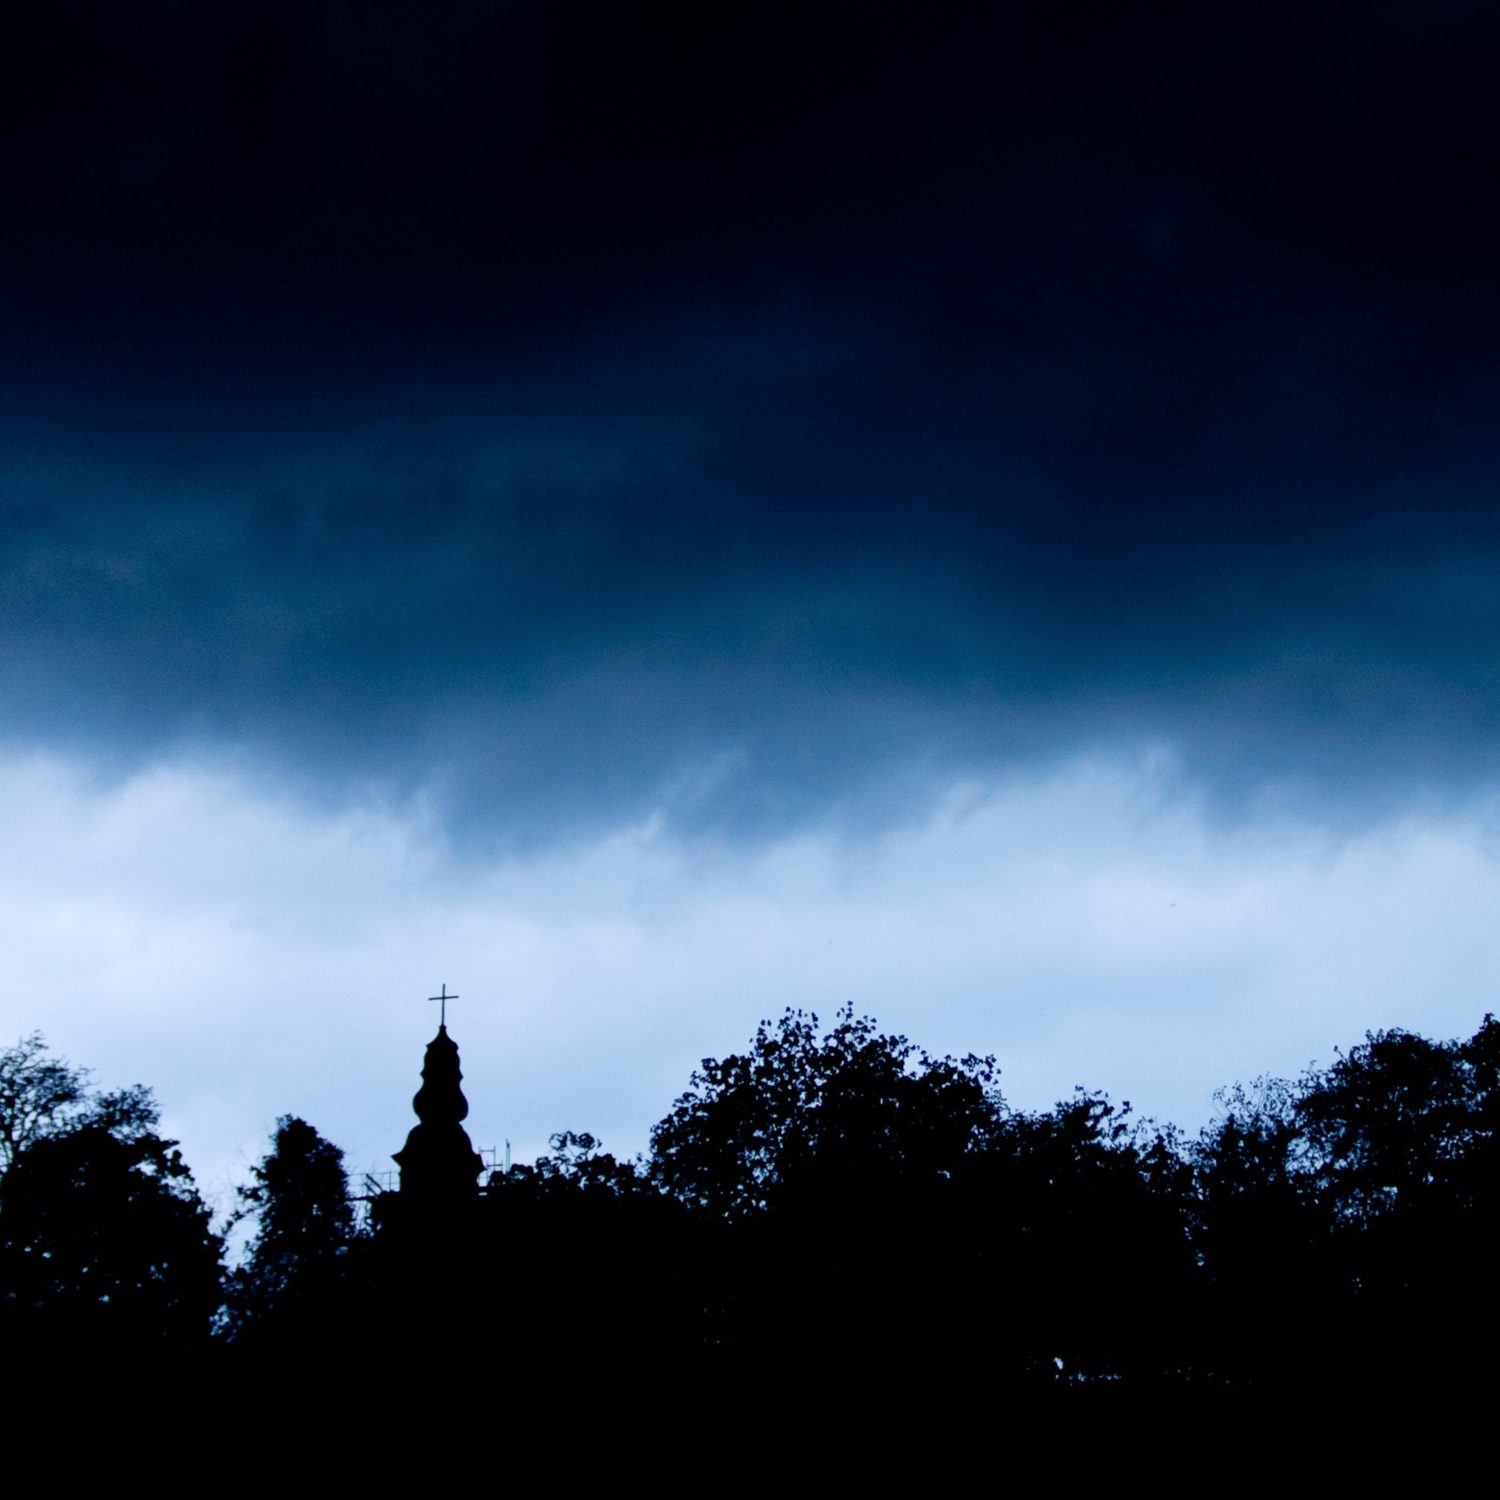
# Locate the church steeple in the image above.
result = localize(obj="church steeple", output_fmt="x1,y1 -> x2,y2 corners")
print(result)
393,986 -> 483,1200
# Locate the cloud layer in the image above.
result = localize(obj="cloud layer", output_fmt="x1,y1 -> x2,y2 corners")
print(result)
5,6 -> 1500,839
5,750 -> 1498,1207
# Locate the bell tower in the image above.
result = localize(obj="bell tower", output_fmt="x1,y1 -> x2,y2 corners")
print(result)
392,984 -> 483,1200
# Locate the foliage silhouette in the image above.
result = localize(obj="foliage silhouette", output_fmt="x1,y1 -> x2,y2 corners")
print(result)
0,1119 -> 222,1366
354,1124 -> 696,1389
0,1035 -> 219,1372
1188,1019 -> 1500,1390
1293,1022 -> 1500,1387
646,1007 -> 1198,1384
650,1005 -> 1003,1218
1192,1075 -> 1329,1384
0,1031 -> 156,1187
224,1115 -> 360,1348
7,1007 -> 1500,1402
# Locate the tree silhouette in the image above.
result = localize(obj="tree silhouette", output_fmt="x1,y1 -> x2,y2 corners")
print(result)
0,1119 -> 222,1367
650,1005 -> 1002,1217
1292,1023 -> 1500,1389
0,1032 -> 156,1188
224,1115 -> 358,1349
9,1005 -> 1499,1401
0,1036 -> 220,1371
647,1007 -> 1015,1376
1188,1018 -> 1500,1391
1192,1075 -> 1327,1384
643,1007 -> 1213,1387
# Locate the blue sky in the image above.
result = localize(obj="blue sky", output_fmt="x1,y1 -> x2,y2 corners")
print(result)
6,3 -> 1500,1206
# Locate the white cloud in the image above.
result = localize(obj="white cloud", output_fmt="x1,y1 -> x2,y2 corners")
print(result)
2,749 -> 1498,1219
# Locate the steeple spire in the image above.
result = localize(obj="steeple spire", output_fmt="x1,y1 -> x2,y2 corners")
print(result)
392,986 -> 483,1200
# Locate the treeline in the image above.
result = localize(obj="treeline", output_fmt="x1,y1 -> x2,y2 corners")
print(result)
4,1008 -> 1499,1399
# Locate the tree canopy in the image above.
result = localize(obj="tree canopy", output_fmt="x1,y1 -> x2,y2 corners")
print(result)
0,1031 -> 155,1187
6,1009 -> 1500,1397
224,1115 -> 358,1347
649,1005 -> 1002,1218
0,1122 -> 222,1364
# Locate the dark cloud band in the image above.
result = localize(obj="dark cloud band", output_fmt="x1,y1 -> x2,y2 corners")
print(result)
6,4 -> 1500,838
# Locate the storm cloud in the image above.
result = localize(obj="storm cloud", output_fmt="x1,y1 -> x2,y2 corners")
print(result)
6,2 -> 1500,843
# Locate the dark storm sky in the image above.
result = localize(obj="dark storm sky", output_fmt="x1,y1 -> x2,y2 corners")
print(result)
7,1 -> 1500,840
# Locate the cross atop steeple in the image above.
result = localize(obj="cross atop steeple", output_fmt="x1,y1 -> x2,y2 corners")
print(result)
428,982 -> 459,1028
395,982 -> 482,1200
